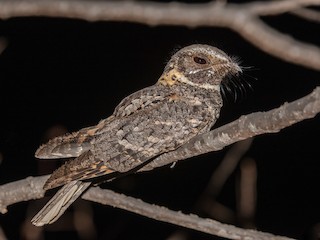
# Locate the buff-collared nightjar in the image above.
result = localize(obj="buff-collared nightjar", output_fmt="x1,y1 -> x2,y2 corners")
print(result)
31,44 -> 242,226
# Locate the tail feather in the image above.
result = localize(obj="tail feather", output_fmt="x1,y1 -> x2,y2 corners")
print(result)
31,181 -> 91,226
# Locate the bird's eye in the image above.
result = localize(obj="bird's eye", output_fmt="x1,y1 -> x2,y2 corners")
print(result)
193,56 -> 207,65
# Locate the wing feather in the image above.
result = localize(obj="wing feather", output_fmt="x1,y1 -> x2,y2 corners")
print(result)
35,117 -> 114,159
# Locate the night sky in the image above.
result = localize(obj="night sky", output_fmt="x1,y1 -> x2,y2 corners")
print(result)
0,1 -> 319,239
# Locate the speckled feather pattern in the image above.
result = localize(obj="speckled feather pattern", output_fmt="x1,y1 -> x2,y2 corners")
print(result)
35,44 -> 241,197
43,84 -> 222,189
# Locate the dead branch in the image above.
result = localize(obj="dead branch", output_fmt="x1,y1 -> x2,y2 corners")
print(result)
0,87 -> 319,239
204,139 -> 254,198
245,0 -> 320,15
0,0 -> 320,70
0,176 -> 49,214
83,186 -> 293,240
0,176 -> 293,240
143,87 -> 320,171
237,157 -> 257,228
227,16 -> 320,71
292,8 -> 320,23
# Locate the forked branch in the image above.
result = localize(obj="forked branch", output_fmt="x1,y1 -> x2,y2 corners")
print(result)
0,0 -> 320,70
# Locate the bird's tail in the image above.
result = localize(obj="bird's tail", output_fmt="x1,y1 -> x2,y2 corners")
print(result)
31,180 -> 91,226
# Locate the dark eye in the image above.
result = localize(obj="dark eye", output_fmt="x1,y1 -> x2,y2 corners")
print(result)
193,56 -> 207,64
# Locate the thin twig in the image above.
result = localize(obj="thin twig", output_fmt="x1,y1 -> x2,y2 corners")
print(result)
237,157 -> 257,228
0,1 -> 320,70
292,8 -> 320,23
193,139 -> 253,223
0,225 -> 7,240
204,139 -> 253,197
227,15 -> 320,71
245,0 -> 320,16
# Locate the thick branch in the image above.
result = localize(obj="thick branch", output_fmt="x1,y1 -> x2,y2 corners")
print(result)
1,0 -> 319,20
143,87 -> 320,170
0,1 -> 320,70
0,176 -> 49,214
0,176 -> 293,240
83,186 -> 293,240
0,88 -> 319,239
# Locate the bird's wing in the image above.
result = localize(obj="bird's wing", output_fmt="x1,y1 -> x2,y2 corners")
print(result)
35,116 -> 114,159
43,145 -> 160,190
43,150 -> 114,190
44,91 -> 213,190
32,86 -> 215,227
35,85 -> 166,159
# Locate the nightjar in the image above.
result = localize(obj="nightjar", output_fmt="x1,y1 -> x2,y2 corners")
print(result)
31,44 -> 241,226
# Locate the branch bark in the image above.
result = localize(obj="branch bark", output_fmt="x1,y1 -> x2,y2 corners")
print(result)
245,0 -> 320,15
292,8 -> 320,23
0,0 -> 320,70
0,87 -> 319,239
0,176 -> 293,240
0,176 -> 49,214
142,87 -> 320,171
83,186 -> 292,240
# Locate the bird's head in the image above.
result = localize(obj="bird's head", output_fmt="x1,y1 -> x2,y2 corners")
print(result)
158,44 -> 242,91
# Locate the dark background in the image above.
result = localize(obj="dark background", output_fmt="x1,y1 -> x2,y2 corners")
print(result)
0,1 -> 319,239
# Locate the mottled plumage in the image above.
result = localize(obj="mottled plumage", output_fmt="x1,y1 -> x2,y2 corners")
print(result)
32,44 -> 241,226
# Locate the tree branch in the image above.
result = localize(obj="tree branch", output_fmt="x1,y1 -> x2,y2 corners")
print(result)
0,225 -> 7,240
142,87 -> 320,171
245,0 -> 320,16
0,0 -> 320,70
82,186 -> 293,240
292,8 -> 320,23
228,15 -> 320,71
0,176 -> 293,240
0,176 -> 49,214
1,0 -> 319,21
0,87 -> 319,239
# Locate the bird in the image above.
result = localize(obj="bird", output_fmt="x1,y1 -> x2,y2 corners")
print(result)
31,44 -> 242,226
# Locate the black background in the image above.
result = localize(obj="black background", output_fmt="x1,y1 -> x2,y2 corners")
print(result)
0,1 -> 319,239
